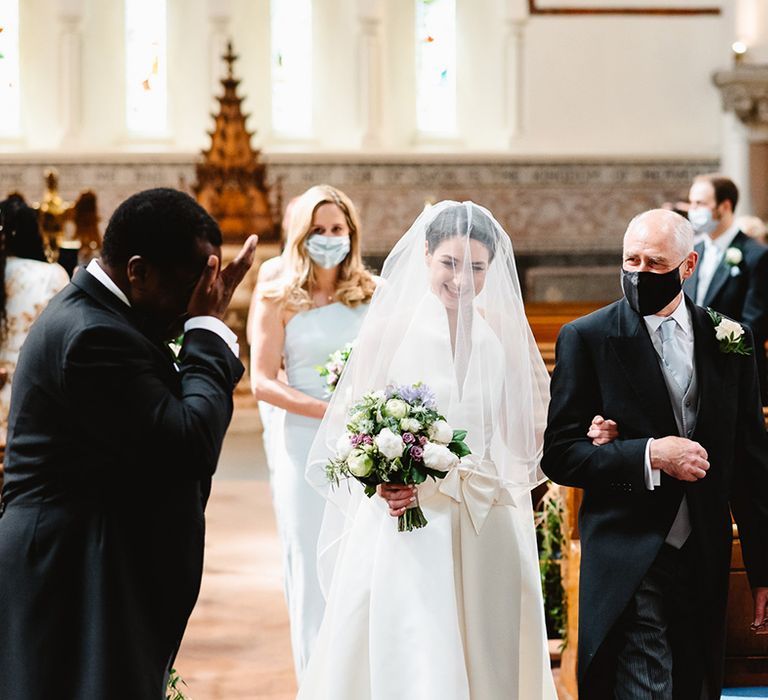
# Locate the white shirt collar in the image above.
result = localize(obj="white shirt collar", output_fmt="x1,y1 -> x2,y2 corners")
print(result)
643,295 -> 691,336
705,222 -> 740,254
85,259 -> 131,307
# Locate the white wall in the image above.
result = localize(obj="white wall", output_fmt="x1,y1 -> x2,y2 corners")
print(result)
3,0 -> 739,158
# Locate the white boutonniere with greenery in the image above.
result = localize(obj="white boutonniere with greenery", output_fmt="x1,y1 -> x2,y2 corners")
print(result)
167,334 -> 183,372
724,247 -> 743,277
707,308 -> 752,355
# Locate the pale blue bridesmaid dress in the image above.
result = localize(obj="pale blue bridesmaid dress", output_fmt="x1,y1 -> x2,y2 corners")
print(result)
265,301 -> 368,680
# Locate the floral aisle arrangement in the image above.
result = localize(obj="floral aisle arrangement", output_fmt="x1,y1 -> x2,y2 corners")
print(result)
326,383 -> 471,532
166,669 -> 191,700
534,482 -> 567,642
316,342 -> 354,395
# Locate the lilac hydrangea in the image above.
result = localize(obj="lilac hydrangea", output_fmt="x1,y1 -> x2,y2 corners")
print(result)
386,383 -> 437,410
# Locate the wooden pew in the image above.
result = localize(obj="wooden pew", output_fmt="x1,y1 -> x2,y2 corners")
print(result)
525,302 -> 605,374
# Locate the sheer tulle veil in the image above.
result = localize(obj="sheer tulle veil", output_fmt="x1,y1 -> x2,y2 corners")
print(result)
306,200 -> 550,596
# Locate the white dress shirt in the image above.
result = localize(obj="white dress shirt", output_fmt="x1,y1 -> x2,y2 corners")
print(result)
695,222 -> 740,306
641,297 -> 694,490
85,259 -> 239,357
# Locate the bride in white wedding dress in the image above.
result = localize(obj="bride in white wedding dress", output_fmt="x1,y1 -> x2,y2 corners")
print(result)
298,202 -> 557,699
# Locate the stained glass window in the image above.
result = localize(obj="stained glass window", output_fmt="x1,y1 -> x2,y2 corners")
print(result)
125,0 -> 167,136
0,0 -> 21,137
271,0 -> 312,138
415,0 -> 456,136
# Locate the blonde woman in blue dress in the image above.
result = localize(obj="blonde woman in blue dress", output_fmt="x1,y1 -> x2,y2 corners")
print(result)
249,185 -> 376,679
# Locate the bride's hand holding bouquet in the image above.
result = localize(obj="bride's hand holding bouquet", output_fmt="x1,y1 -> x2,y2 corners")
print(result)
325,382 -> 470,532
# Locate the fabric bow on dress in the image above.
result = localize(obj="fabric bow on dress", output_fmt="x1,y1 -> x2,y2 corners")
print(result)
438,455 -> 516,535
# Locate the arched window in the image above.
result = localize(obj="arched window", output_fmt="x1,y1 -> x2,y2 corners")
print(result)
0,0 -> 21,137
415,0 -> 456,137
125,0 -> 167,136
270,0 -> 312,138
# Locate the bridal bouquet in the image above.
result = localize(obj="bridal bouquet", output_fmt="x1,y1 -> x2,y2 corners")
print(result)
326,382 -> 471,532
317,342 -> 354,395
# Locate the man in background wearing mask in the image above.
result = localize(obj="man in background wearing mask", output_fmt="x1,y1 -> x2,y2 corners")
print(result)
543,209 -> 768,699
685,174 -> 768,403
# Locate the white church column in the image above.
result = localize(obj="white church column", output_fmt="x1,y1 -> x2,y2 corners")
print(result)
504,0 -> 527,143
357,0 -> 384,149
714,0 -> 768,219
57,0 -> 84,147
208,0 -> 232,108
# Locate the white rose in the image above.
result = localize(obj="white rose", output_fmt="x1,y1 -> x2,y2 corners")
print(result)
347,449 -> 374,478
715,318 -> 744,341
383,398 -> 409,420
428,420 -> 454,445
725,247 -> 743,266
374,428 -> 405,460
422,442 -> 459,472
400,418 -> 422,433
336,433 -> 354,460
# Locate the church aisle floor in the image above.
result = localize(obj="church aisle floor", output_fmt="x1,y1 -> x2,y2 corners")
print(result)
172,409 -> 576,699
174,417 -> 298,700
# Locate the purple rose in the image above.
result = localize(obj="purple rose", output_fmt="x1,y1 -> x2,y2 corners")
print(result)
402,432 -> 415,445
410,445 -> 424,461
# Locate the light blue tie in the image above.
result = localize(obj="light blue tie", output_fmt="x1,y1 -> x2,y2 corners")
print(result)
659,318 -> 690,391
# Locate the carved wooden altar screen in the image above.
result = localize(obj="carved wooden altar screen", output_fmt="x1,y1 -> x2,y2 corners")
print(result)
192,41 -> 282,383
193,41 -> 280,247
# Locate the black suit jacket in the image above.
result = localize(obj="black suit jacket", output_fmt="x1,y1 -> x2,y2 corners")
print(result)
0,270 -> 243,700
684,231 -> 768,403
541,296 -> 768,697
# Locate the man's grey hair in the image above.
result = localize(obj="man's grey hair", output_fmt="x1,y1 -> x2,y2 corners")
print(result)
623,209 -> 694,260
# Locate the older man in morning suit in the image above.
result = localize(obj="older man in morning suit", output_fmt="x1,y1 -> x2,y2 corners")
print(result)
543,209 -> 768,699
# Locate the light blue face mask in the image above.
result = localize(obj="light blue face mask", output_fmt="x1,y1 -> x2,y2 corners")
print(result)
688,207 -> 718,236
305,235 -> 351,269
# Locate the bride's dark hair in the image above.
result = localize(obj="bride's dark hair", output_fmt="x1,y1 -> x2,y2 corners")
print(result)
425,204 -> 498,261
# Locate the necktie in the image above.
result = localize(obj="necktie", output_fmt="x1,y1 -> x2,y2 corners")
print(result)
659,318 -> 690,391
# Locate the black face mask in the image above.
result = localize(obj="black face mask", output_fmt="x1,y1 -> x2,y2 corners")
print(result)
621,262 -> 685,316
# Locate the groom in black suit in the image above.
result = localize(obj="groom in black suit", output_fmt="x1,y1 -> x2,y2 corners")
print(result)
543,209 -> 768,699
684,174 -> 768,404
0,188 -> 257,699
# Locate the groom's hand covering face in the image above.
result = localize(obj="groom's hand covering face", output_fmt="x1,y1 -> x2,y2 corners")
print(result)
187,234 -> 258,320
128,237 -> 221,341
